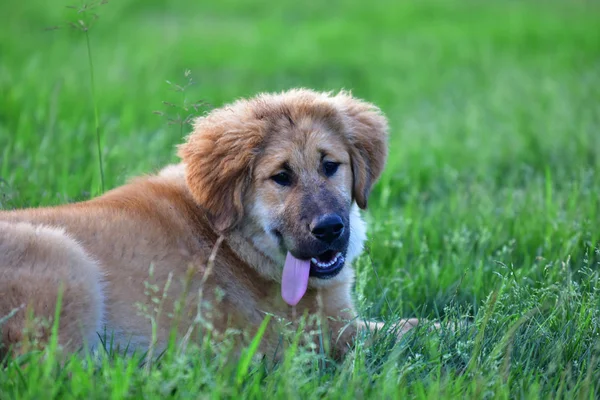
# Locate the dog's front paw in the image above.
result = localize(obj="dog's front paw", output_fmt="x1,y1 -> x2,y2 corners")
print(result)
393,318 -> 421,335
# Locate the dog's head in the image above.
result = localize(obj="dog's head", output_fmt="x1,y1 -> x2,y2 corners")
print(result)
178,89 -> 388,299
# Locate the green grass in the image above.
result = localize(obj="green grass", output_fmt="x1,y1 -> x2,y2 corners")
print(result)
1,0 -> 600,398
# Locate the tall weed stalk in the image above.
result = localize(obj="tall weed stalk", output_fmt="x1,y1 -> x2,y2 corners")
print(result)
49,0 -> 108,193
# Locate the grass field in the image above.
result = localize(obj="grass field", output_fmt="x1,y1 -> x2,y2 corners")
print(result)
1,0 -> 600,398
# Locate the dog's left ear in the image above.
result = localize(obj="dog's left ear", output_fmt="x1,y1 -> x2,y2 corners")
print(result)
333,92 -> 389,209
178,113 -> 264,233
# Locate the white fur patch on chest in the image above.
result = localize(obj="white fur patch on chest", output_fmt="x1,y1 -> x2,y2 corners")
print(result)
346,203 -> 367,264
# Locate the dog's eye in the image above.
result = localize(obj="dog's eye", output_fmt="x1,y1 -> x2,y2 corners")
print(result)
323,161 -> 340,177
271,172 -> 292,187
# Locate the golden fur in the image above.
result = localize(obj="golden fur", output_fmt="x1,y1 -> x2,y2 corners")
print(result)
0,89 -> 418,360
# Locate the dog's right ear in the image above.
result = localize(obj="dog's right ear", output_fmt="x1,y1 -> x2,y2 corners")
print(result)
178,112 -> 265,233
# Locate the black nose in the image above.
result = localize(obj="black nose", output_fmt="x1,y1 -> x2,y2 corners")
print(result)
310,214 -> 344,244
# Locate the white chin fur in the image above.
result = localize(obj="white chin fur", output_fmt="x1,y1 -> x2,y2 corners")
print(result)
346,203 -> 367,265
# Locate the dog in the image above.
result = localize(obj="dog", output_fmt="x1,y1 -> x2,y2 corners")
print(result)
0,89 -> 419,360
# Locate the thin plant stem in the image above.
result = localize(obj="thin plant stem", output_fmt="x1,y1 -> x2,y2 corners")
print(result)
179,235 -> 224,351
85,29 -> 105,193
180,89 -> 185,139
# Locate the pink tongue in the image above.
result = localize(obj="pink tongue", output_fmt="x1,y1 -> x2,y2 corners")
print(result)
281,252 -> 311,306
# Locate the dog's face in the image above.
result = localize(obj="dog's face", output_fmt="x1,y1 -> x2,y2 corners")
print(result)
249,119 -> 354,280
179,89 -> 388,285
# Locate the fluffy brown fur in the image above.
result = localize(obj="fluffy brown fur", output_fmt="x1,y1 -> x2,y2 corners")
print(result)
0,89 -> 418,360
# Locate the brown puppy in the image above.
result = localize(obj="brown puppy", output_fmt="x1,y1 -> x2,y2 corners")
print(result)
0,89 -> 417,360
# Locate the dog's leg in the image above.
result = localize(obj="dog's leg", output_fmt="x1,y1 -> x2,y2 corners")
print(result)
0,221 -> 105,358
326,318 -> 420,359
317,287 -> 421,359
359,319 -> 420,335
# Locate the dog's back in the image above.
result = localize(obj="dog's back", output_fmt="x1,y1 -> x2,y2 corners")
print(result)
0,173 -> 210,355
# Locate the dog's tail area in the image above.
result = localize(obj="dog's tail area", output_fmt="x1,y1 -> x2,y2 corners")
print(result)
0,221 -> 105,359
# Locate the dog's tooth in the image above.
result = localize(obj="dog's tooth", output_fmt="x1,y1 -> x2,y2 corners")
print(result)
313,254 -> 344,269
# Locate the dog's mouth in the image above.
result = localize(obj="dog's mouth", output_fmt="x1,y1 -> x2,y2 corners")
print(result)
309,250 -> 345,279
280,249 -> 346,307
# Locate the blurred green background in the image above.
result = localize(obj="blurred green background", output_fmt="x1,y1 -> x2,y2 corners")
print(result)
1,0 -> 599,317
